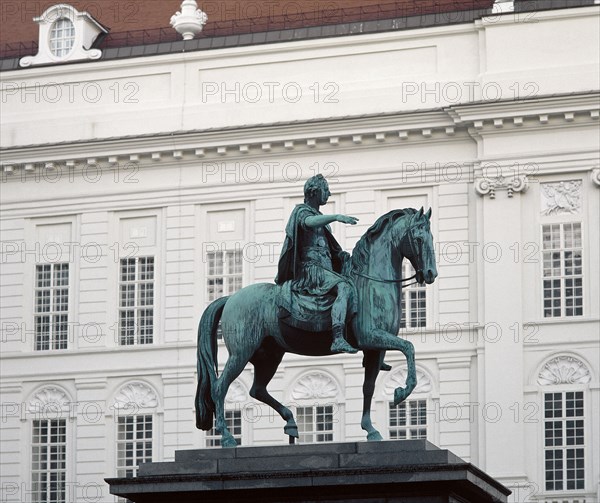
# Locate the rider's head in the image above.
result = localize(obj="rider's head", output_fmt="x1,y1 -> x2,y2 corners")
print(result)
304,174 -> 329,203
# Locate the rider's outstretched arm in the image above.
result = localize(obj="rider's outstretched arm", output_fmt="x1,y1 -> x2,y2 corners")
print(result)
304,214 -> 359,228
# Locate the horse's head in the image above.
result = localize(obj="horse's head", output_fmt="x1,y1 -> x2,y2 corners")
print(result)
401,207 -> 437,285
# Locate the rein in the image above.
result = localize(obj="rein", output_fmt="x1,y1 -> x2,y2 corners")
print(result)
352,269 -> 418,286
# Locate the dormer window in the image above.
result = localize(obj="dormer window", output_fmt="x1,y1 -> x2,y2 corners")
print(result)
20,4 -> 107,67
50,18 -> 76,57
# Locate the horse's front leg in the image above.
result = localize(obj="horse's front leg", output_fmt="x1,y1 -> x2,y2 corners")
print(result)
361,350 -> 384,441
362,329 -> 417,406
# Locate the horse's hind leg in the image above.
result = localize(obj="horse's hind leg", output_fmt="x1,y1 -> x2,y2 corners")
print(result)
213,354 -> 248,447
250,345 -> 299,442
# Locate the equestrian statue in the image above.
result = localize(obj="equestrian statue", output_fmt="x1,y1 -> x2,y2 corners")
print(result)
196,175 -> 437,447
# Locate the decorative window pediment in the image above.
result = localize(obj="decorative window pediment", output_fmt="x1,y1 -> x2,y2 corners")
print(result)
291,372 -> 339,400
537,356 -> 591,386
384,367 -> 432,396
20,4 -> 107,68
113,382 -> 158,411
28,386 -> 71,414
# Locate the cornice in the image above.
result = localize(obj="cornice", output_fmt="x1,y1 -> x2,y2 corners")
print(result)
447,93 -> 600,124
0,110 -> 461,172
1,93 -> 598,178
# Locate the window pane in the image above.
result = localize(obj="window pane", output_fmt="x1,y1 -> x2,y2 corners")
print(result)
400,262 -> 427,328
32,419 -> 66,503
35,263 -> 69,351
389,400 -> 427,440
297,405 -> 334,444
541,223 -> 583,318
206,250 -> 243,302
119,257 -> 154,345
117,415 -> 153,478
544,391 -> 585,492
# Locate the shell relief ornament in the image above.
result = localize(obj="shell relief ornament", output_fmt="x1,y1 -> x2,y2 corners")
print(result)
537,356 -> 591,386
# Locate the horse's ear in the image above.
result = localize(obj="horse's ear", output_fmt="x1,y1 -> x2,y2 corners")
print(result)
418,207 -> 424,217
425,208 -> 432,220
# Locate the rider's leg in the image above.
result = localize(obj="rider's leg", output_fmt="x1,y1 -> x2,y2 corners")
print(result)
330,282 -> 357,354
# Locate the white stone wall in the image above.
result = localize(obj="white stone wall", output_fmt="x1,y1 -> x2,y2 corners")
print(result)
1,6 -> 599,503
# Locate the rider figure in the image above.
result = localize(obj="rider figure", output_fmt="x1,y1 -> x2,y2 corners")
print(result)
276,174 -> 358,354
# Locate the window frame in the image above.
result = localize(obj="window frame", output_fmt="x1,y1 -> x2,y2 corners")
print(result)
388,398 -> 428,441
25,386 -> 76,503
118,255 -> 155,346
205,248 -> 244,305
400,261 -> 427,329
115,413 -> 154,479
48,17 -> 76,58
542,390 -> 585,492
536,177 -> 587,321
535,353 -> 594,502
196,204 -> 252,344
540,222 -> 584,319
537,384 -> 592,501
31,417 -> 68,503
295,404 -> 336,444
34,262 -> 70,351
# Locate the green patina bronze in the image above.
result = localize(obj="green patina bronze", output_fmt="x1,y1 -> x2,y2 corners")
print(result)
196,175 -> 437,447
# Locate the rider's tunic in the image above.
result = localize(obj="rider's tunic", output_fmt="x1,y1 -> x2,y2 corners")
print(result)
276,204 -> 349,296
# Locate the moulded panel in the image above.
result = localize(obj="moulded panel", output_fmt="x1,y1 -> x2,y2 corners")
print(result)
119,215 -> 157,248
206,208 -> 245,242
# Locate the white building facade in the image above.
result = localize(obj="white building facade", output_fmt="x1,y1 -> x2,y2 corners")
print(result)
1,3 -> 599,503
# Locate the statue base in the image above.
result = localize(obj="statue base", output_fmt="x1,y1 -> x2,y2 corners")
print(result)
106,440 -> 510,502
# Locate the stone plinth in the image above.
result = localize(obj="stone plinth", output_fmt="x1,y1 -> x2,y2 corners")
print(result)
106,440 -> 510,502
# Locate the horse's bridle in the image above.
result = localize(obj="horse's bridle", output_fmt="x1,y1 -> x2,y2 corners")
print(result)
353,222 -> 424,286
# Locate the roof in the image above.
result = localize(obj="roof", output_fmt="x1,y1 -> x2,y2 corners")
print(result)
1,0 -> 495,59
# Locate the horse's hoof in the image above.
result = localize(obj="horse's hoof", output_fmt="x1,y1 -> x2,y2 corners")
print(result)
284,425 -> 299,438
367,431 -> 383,441
221,436 -> 238,448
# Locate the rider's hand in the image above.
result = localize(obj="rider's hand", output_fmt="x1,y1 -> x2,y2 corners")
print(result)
337,214 -> 359,225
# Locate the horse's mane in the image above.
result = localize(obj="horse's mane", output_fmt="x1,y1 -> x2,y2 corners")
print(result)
351,208 -> 417,271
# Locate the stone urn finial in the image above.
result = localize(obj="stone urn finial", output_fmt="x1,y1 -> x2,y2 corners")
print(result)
170,0 -> 208,40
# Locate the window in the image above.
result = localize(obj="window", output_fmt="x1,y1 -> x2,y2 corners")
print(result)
119,257 -> 154,345
389,399 -> 427,440
207,250 -> 242,339
297,405 -> 334,443
206,250 -> 243,303
49,18 -> 75,57
35,263 -> 69,350
544,391 -> 585,491
116,415 -> 153,478
32,419 -> 66,503
205,410 -> 242,447
400,262 -> 426,328
542,223 -> 583,317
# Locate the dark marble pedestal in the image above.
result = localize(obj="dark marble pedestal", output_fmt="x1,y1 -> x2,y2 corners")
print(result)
106,440 -> 510,502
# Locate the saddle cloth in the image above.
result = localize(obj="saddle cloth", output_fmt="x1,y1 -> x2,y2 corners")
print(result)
277,280 -> 335,332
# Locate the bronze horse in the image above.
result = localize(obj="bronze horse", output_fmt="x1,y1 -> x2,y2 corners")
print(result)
196,207 -> 437,447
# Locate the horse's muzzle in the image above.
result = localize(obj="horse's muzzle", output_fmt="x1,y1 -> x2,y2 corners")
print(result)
423,269 -> 437,284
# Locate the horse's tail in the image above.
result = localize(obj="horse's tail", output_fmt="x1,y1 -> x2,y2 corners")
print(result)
195,296 -> 229,430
